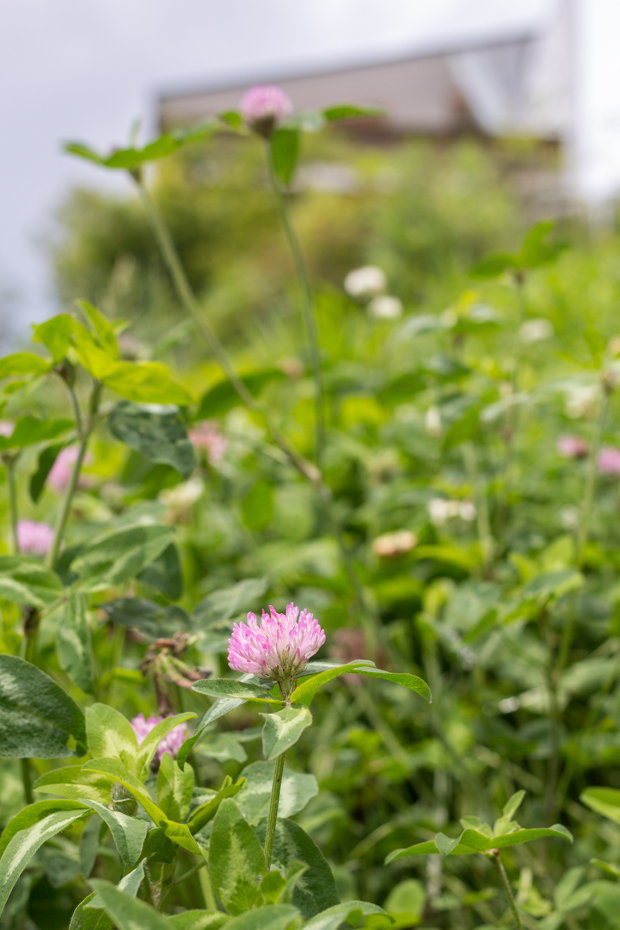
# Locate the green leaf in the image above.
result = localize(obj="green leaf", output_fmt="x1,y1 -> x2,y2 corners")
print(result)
0,556 -> 63,608
0,352 -> 50,378
193,678 -> 284,705
85,704 -> 139,771
88,880 -> 169,930
100,597 -> 191,641
581,787 -> 620,825
80,798 -> 148,867
138,543 -> 184,600
166,913 -> 229,929
236,761 -> 318,824
257,819 -> 340,919
34,765 -> 114,804
200,733 -> 249,763
194,577 -> 267,644
65,123 -> 218,171
102,361 -> 193,405
57,592 -> 93,692
32,314 -> 75,363
288,661 -> 374,705
0,416 -> 73,452
69,893 -> 113,930
109,401 -> 196,477
261,705 -> 312,760
271,129 -> 300,187
209,799 -> 266,914
186,675 -> 274,745
157,753 -> 195,822
224,906 -> 300,930
82,861 -> 145,916
77,300 -> 119,358
71,322 -> 118,378
80,814 -> 104,879
492,826 -> 572,849
63,142 -> 105,165
187,777 -> 247,834
71,524 -> 176,591
241,479 -> 274,532
322,104 -> 384,122
386,824 -> 572,861
0,799 -> 87,857
29,443 -> 64,503
304,902 -> 387,930
0,655 -> 87,757
0,808 -> 88,914
82,758 -> 166,822
134,712 -> 196,779
197,369 -> 285,419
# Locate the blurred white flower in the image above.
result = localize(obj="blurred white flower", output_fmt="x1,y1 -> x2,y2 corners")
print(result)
372,530 -> 417,558
428,498 -> 476,525
560,506 -> 580,531
565,384 -> 599,419
367,295 -> 403,320
459,500 -> 477,522
344,266 -> 386,300
425,405 -> 442,437
160,477 -> 204,522
518,318 -> 554,344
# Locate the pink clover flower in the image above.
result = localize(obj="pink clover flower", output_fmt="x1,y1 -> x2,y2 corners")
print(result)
228,602 -> 325,680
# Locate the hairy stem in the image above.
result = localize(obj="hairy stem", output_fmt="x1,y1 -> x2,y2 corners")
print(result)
264,751 -> 286,871
47,381 -> 101,570
492,849 -> 523,929
266,146 -> 325,466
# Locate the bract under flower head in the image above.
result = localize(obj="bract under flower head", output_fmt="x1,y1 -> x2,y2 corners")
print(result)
239,85 -> 293,137
228,603 -> 326,680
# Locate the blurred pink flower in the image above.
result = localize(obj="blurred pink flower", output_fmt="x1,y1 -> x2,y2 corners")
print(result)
557,435 -> 589,459
130,713 -> 188,761
48,446 -> 93,493
188,421 -> 228,464
239,85 -> 293,135
0,421 -> 13,438
228,603 -> 326,680
598,446 -> 620,475
16,520 -> 54,557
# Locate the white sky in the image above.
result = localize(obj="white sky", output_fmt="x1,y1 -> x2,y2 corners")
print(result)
0,0 -> 553,342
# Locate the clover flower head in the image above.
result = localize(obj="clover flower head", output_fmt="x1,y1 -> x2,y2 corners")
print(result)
344,266 -> 386,300
16,520 -> 54,557
228,603 -> 326,680
367,295 -> 403,320
598,446 -> 620,475
557,435 -> 589,459
240,85 -> 293,136
0,421 -> 13,438
130,713 -> 188,760
188,420 -> 228,463
48,446 -> 93,493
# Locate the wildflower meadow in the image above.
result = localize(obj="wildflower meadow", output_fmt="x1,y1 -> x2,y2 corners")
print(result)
2,85 -> 620,930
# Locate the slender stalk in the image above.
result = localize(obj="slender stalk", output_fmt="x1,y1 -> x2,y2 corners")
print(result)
47,381 -> 101,569
492,849 -> 523,929
20,758 -> 33,806
462,442 -> 494,572
264,751 -> 286,871
6,457 -> 19,554
199,865 -> 218,911
172,858 -> 208,887
265,146 -> 325,465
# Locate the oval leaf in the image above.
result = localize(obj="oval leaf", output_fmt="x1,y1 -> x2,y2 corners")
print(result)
261,705 -> 312,760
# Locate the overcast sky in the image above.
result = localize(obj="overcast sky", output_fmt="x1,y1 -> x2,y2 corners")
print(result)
0,0 -> 552,343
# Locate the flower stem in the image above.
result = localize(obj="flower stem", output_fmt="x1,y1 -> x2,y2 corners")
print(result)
47,380 -> 101,570
265,146 -> 325,466
492,849 -> 523,929
264,751 -> 286,871
20,758 -> 33,806
6,456 -> 19,555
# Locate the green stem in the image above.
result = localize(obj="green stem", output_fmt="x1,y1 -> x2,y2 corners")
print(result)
266,146 -> 325,466
492,849 -> 523,929
6,456 -> 19,555
199,866 -> 218,911
47,381 -> 101,569
462,442 -> 494,572
20,758 -> 33,806
264,751 -> 286,871
173,858 -> 208,887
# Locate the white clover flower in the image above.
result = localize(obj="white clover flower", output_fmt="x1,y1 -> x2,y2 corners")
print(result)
518,318 -> 554,344
344,266 -> 386,300
160,477 -> 204,511
560,506 -> 580,531
367,295 -> 403,320
565,384 -> 599,419
425,406 -> 442,437
428,498 -> 461,525
459,500 -> 477,522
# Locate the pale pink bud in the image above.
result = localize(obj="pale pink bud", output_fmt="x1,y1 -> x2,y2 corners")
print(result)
188,421 -> 228,464
228,603 -> 326,680
16,520 -> 54,557
239,85 -> 293,136
557,435 -> 589,459
130,713 -> 188,761
598,446 -> 620,475
0,421 -> 13,438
